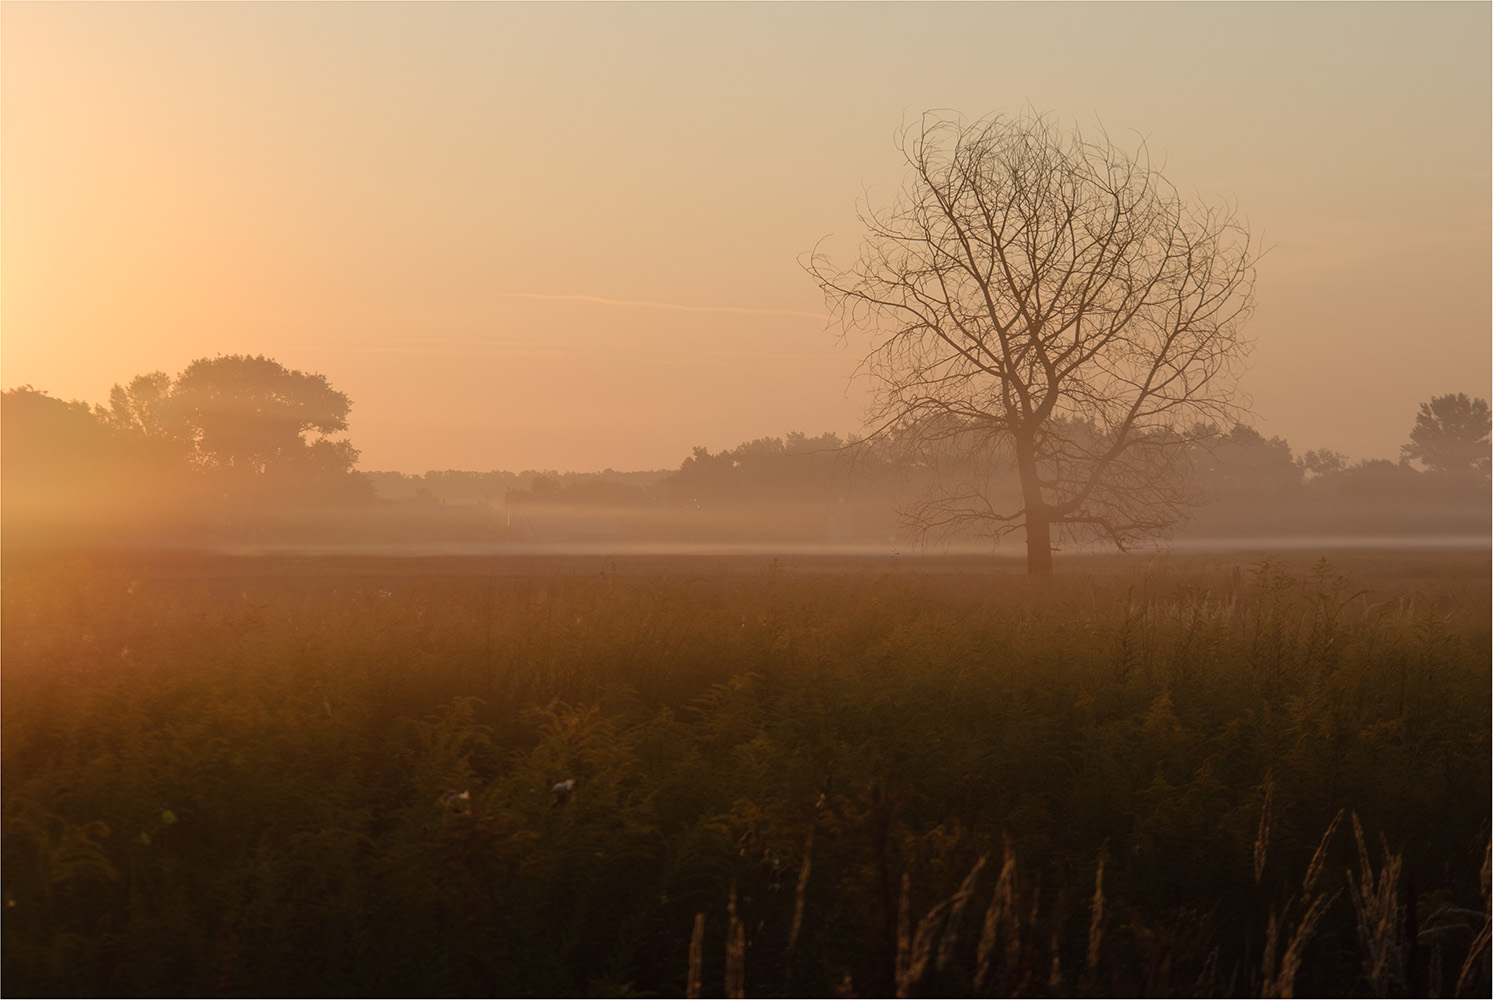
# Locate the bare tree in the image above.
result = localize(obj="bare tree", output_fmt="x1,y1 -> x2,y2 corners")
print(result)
807,112 -> 1257,574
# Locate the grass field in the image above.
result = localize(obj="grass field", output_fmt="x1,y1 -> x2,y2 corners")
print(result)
2,546 -> 1489,996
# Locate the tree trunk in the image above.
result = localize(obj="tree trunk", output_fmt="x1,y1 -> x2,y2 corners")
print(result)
1025,508 -> 1054,576
1016,438 -> 1054,576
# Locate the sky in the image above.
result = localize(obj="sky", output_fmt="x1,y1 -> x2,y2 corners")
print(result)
3,2 -> 1489,474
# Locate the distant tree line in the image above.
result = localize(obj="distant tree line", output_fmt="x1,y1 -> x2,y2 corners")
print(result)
1185,417 -> 1488,541
3,354 -> 1487,550
3,355 -> 370,544
451,401 -> 1492,548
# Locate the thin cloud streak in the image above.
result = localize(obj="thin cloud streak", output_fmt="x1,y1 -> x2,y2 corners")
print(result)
498,292 -> 828,320
306,338 -> 846,361
305,340 -> 568,359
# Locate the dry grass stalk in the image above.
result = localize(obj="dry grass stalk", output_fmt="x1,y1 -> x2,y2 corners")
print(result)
1195,943 -> 1222,997
686,911 -> 704,1000
1254,775 -> 1274,883
1481,835 -> 1491,904
726,887 -> 745,999
1087,856 -> 1106,975
1262,893 -> 1337,998
788,827 -> 814,953
1303,808 -> 1344,894
1019,886 -> 1042,993
897,856 -> 987,997
1455,920 -> 1491,998
1276,892 -> 1334,999
1258,810 -> 1349,998
974,840 -> 1017,991
1049,927 -> 1063,991
1347,812 -> 1403,997
1260,910 -> 1280,996
895,871 -> 913,995
1455,836 -> 1492,997
899,910 -> 940,996
936,854 -> 988,973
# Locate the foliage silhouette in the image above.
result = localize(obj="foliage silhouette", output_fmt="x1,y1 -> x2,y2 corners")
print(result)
1401,393 -> 1491,477
3,356 -> 372,544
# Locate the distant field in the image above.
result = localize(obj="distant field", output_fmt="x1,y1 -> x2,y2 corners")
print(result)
3,546 -> 1489,996
3,538 -> 1488,585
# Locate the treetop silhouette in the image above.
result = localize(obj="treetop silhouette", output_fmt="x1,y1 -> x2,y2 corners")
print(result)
1401,392 -> 1491,478
168,354 -> 355,477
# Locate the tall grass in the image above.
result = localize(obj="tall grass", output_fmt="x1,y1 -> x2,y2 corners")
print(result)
2,549 -> 1488,996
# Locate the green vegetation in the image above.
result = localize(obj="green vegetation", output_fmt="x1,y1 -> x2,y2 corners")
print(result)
2,550 -> 1489,996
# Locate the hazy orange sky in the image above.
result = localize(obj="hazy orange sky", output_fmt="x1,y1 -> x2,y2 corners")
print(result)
4,2 -> 1489,474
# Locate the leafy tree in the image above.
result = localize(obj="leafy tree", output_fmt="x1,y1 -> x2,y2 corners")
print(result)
0,387 -> 115,494
807,112 -> 1257,573
1,386 -> 111,465
4,356 -> 370,540
170,354 -> 360,487
96,371 -> 178,442
95,371 -> 193,477
0,386 -> 185,535
1401,392 -> 1491,476
1195,425 -> 1302,503
1298,448 -> 1348,479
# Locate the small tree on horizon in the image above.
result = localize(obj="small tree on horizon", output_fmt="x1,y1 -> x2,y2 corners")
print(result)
1401,393 -> 1491,478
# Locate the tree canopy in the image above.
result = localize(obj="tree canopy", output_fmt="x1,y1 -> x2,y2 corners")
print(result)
167,354 -> 356,479
1401,393 -> 1491,477
3,355 -> 369,542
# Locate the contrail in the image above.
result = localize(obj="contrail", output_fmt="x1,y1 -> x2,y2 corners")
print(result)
498,291 -> 827,320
